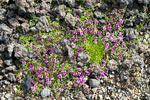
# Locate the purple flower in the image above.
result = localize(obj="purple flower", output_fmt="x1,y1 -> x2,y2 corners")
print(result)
103,26 -> 106,31
119,19 -> 124,25
97,31 -> 102,36
46,81 -> 51,85
77,72 -> 82,76
118,37 -> 123,42
22,61 -> 26,65
122,42 -> 126,46
104,38 -> 108,42
115,24 -> 120,30
63,71 -> 66,75
83,84 -> 88,88
77,68 -> 82,72
57,74 -> 62,78
111,47 -> 115,50
116,44 -> 119,48
106,32 -> 110,37
119,32 -> 123,36
107,25 -> 112,32
105,43 -> 109,49
38,75 -> 43,79
80,32 -> 83,36
125,47 -> 128,51
100,71 -> 105,78
31,85 -> 38,91
71,43 -> 75,48
94,20 -> 98,25
110,37 -> 115,42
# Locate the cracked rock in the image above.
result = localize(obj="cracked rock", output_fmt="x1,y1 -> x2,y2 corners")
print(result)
65,13 -> 77,27
89,79 -> 100,88
0,24 -> 13,43
125,28 -> 139,39
21,76 -> 33,92
15,0 -> 35,18
14,44 -> 28,62
35,16 -> 51,32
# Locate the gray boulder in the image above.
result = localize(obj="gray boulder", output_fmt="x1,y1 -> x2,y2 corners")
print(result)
55,5 -> 66,19
21,23 -> 30,34
94,11 -> 105,19
54,39 -> 74,59
15,0 -> 35,18
14,44 -> 28,62
5,65 -> 17,72
107,59 -> 118,71
88,79 -> 100,88
0,24 -> 13,43
21,76 -> 33,92
137,0 -> 150,4
125,28 -> 139,39
77,52 -> 90,66
0,9 -> 6,22
4,60 -> 13,66
65,13 -> 77,27
5,73 -> 16,82
84,0 -> 96,8
35,16 -> 51,32
8,18 -> 20,28
41,87 -> 53,98
132,55 -> 145,67
65,0 -> 76,7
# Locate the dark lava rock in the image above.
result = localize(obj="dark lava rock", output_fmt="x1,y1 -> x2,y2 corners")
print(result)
4,60 -> 13,66
0,24 -> 13,43
65,13 -> 77,27
14,44 -> 28,62
125,28 -> 139,39
54,39 -> 74,59
15,0 -> 35,18
35,16 -> 51,32
77,52 -> 90,66
21,76 -> 33,92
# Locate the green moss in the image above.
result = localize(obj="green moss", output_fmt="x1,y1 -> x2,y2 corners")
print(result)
84,35 -> 105,64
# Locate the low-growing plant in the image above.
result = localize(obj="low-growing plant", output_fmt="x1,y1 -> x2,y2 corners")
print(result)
84,35 -> 105,63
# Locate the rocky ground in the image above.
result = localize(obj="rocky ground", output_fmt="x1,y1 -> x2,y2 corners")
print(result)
0,0 -> 150,100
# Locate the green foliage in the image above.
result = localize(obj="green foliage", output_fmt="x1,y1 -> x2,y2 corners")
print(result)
29,15 -> 37,27
84,35 -> 105,64
66,8 -> 72,13
80,9 -> 93,23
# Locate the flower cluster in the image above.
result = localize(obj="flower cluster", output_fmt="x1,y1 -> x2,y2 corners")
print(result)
18,13 -> 128,94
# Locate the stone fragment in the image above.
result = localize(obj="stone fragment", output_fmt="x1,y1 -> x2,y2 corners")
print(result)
125,28 -> 139,39
8,18 -> 20,27
55,5 -> 66,19
21,76 -> 33,92
84,0 -> 96,8
94,11 -> 105,19
107,59 -> 118,71
89,79 -> 100,88
41,87 -> 53,98
5,73 -> 16,82
35,16 -> 51,32
4,60 -> 13,66
0,24 -> 13,43
77,52 -> 90,66
14,44 -> 28,62
21,23 -> 30,34
65,0 -> 76,7
5,65 -> 17,72
65,13 -> 77,27
15,0 -> 35,18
